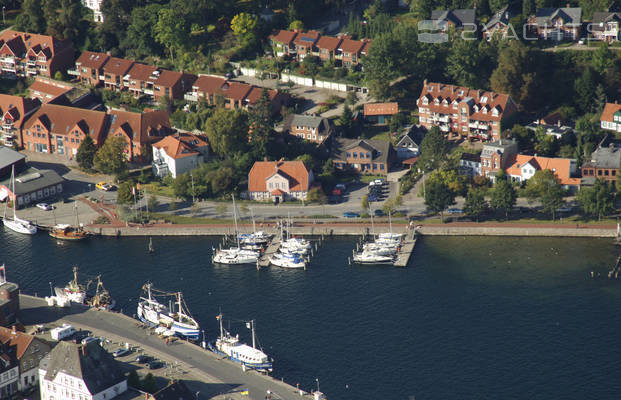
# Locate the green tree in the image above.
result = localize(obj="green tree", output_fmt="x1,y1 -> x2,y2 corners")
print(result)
490,40 -> 539,111
574,67 -> 597,112
446,38 -> 485,89
289,20 -> 304,30
248,88 -> 272,155
490,178 -> 516,220
592,42 -> 614,75
117,180 -> 135,205
123,4 -> 164,58
141,373 -> 158,394
127,369 -> 140,389
204,109 -> 249,157
418,126 -> 449,170
424,179 -> 455,222
93,136 -> 128,175
464,186 -> 487,222
14,0 -> 45,33
577,179 -> 614,220
361,194 -> 369,211
154,7 -> 190,61
307,187 -> 327,204
231,12 -> 258,41
147,195 -> 159,212
338,104 -> 354,137
75,135 -> 97,170
525,170 -> 564,220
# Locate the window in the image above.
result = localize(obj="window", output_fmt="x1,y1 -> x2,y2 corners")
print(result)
613,170 -> 617,176
353,152 -> 357,158
605,170 -> 610,176
598,170 -> 602,176
380,164 -> 384,170
346,152 -> 351,157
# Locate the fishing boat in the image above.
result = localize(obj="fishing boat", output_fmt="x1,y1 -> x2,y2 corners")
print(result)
208,312 -> 273,373
2,166 -> 36,235
136,283 -> 200,340
49,202 -> 88,240
53,267 -> 115,309
54,266 -> 87,303
213,195 -> 259,265
270,252 -> 306,269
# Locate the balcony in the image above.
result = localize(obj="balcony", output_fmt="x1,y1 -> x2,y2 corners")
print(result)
439,124 -> 450,132
143,89 -> 154,96
67,68 -> 80,76
438,115 -> 449,123
184,93 -> 198,102
152,160 -> 169,177
0,57 -> 14,64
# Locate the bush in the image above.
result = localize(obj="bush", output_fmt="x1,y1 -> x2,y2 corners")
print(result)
93,216 -> 110,224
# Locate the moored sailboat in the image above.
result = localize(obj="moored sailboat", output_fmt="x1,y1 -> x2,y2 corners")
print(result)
49,202 -> 88,241
2,165 -> 36,235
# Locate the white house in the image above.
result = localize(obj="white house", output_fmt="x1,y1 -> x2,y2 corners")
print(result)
152,132 -> 209,178
395,127 -> 421,160
247,160 -> 314,203
81,0 -> 104,22
459,152 -> 481,177
39,341 -> 127,400
0,349 -> 18,398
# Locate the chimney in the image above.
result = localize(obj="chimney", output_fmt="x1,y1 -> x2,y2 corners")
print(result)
263,157 -> 268,161
11,326 -> 16,335
451,85 -> 454,95
557,120 -> 561,127
476,90 -> 480,99
423,79 -> 428,87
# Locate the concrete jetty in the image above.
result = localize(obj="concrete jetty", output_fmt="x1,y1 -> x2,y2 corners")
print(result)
19,294 -> 316,400
394,238 -> 417,268
258,241 -> 281,268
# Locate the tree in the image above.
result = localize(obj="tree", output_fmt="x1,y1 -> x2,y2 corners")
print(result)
289,20 -> 304,30
338,104 -> 354,137
525,170 -> 564,220
117,180 -> 135,205
141,373 -> 158,394
418,126 -> 449,170
490,41 -> 539,111
307,187 -> 327,204
424,179 -> 455,222
490,178 -> 516,220
14,0 -> 45,33
522,0 -> 534,17
574,67 -> 597,112
361,194 -> 369,211
231,12 -> 258,42
464,186 -> 487,222
204,109 -> 249,157
592,42 -> 614,75
147,195 -> 159,212
248,89 -> 272,154
76,135 -> 97,170
127,369 -> 140,389
577,179 -> 614,220
93,136 -> 128,175
154,7 -> 190,61
446,38 -> 485,88
123,4 -> 164,58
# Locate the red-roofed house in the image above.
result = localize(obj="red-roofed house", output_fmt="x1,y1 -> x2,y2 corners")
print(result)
363,102 -> 399,124
247,159 -> 313,202
338,38 -> 370,67
505,154 -> 580,189
71,50 -> 109,86
0,94 -> 41,147
0,30 -> 74,78
601,102 -> 621,133
316,36 -> 343,62
153,70 -> 196,101
416,80 -> 518,141
152,132 -> 209,178
293,30 -> 320,59
108,109 -> 173,162
101,57 -> 134,91
269,30 -> 298,57
0,326 -> 52,391
22,104 -> 108,157
27,77 -> 73,103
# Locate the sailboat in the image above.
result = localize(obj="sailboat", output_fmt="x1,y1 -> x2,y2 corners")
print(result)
49,202 -> 89,240
239,208 -> 271,248
213,195 -> 259,265
208,312 -> 273,373
136,283 -> 200,340
2,166 -> 36,235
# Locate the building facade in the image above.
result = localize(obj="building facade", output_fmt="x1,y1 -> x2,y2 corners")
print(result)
331,138 -> 395,175
363,103 -> 399,125
483,6 -> 515,39
417,81 -> 518,141
0,326 -> 53,392
108,109 -> 173,162
283,114 -> 332,144
581,145 -> 621,183
152,132 -> 209,178
247,160 -> 313,202
0,94 -> 40,147
527,8 -> 582,40
480,139 -> 518,178
39,341 -> 127,400
601,102 -> 621,133
592,12 -> 620,42
0,168 -> 64,207
81,0 -> 104,22
506,154 -> 580,189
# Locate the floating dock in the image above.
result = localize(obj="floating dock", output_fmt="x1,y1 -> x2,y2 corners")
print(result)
393,230 -> 418,268
257,241 -> 280,267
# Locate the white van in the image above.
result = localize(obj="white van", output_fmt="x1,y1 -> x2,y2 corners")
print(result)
51,324 -> 76,341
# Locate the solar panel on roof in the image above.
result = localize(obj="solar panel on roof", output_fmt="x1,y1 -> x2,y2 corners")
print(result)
301,37 -> 314,42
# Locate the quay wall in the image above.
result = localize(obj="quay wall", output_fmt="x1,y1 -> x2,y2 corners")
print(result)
88,224 -> 616,238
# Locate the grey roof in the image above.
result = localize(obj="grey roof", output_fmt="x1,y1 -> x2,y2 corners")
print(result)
396,130 -> 420,148
40,341 -> 126,395
534,8 -> 582,27
484,6 -> 514,30
285,114 -> 330,131
481,139 -> 517,157
332,138 -> 392,164
592,12 -> 621,31
0,147 -> 25,171
152,380 -> 195,400
431,9 -> 476,27
586,146 -> 621,169
461,152 -> 481,163
0,167 -> 63,195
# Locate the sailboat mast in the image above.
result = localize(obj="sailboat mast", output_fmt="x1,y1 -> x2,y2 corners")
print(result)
251,319 -> 256,349
370,205 -> 375,237
11,165 -> 16,219
219,312 -> 224,339
389,211 -> 392,235
251,208 -> 256,233
177,292 -> 182,319
75,202 -> 80,227
232,194 -> 240,249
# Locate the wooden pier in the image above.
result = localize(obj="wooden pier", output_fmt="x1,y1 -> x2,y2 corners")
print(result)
393,230 -> 418,268
257,241 -> 280,267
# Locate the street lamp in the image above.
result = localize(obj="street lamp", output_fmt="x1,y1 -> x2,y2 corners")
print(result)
190,173 -> 196,204
48,281 -> 52,297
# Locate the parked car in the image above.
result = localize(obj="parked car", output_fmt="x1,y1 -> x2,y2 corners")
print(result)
368,194 -> 378,202
148,360 -> 164,369
95,181 -> 113,191
36,203 -> 53,210
374,179 -> 385,185
343,212 -> 360,218
335,183 -> 347,191
136,355 -> 152,364
113,348 -> 130,358
374,209 -> 385,217
81,336 -> 98,345
447,208 -> 463,215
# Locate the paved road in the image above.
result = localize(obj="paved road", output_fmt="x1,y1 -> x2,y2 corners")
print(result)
20,295 -> 313,400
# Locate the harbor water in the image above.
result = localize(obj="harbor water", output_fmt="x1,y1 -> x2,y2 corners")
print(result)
3,230 -> 621,399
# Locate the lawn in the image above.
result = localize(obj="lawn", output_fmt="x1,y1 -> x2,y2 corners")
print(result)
360,124 -> 392,142
142,183 -> 176,199
149,212 -> 231,225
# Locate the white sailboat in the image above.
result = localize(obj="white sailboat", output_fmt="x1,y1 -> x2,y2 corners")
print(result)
136,283 -> 200,340
270,252 -> 307,269
2,166 -> 36,235
352,251 -> 395,264
208,312 -> 273,373
213,195 -> 259,265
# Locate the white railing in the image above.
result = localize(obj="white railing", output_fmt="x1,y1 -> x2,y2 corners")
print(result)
67,69 -> 79,76
143,89 -> 154,95
184,93 -> 198,102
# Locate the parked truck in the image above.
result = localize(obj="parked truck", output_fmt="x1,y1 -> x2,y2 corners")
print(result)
51,324 -> 76,340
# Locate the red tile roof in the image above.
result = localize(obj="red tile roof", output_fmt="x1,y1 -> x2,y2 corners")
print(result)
127,63 -> 158,81
152,132 -> 207,159
506,154 -> 580,186
339,38 -> 365,54
269,30 -> 298,44
193,75 -> 226,93
248,160 -> 310,192
0,327 -> 34,359
28,78 -> 72,101
601,103 -> 621,123
0,94 -> 40,128
24,104 -> 108,144
294,30 -> 320,46
76,51 -> 109,70
109,109 -> 171,145
219,81 -> 252,101
364,102 -> 399,116
0,30 -> 69,57
245,86 -> 278,104
154,69 -> 182,87
316,36 -> 342,51
103,57 -> 134,76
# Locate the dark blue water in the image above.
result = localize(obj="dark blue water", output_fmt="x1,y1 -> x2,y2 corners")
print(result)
3,230 -> 621,400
